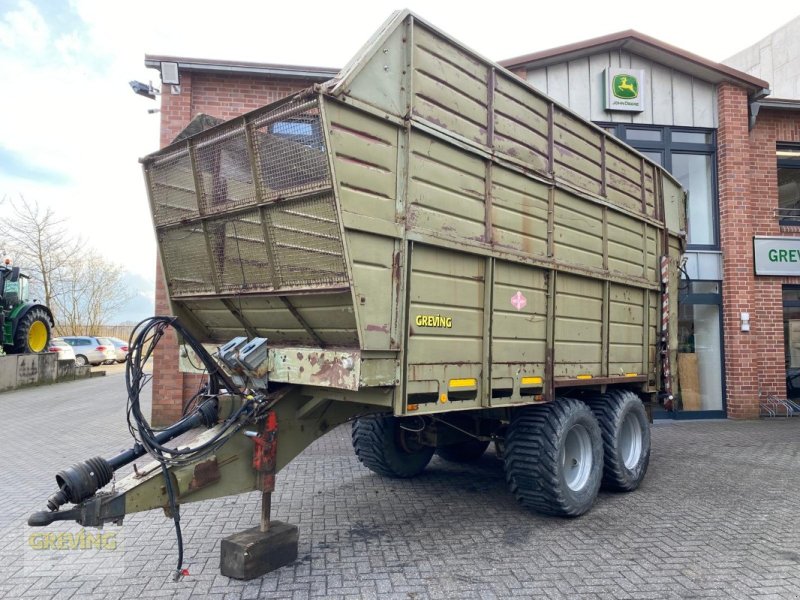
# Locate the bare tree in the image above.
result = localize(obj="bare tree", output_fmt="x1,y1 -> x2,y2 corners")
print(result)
50,252 -> 132,335
0,195 -> 133,331
0,194 -> 84,309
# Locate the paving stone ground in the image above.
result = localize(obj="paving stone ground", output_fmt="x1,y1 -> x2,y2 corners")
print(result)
1,373 -> 799,599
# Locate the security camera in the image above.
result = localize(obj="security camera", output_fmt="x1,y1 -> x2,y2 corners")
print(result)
129,80 -> 160,100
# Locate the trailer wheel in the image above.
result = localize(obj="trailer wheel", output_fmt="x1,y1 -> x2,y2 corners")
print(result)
13,308 -> 52,353
351,415 -> 434,478
583,390 -> 650,492
435,439 -> 490,463
504,398 -> 602,517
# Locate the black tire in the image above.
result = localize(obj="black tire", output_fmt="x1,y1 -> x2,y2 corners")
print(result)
583,390 -> 651,492
12,307 -> 52,354
75,355 -> 88,367
436,439 -> 490,463
504,398 -> 603,517
351,415 -> 434,478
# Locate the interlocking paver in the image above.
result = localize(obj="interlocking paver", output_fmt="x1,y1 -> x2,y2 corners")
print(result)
1,374 -> 800,598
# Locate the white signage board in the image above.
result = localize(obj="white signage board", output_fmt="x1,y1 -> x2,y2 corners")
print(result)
604,68 -> 645,112
754,236 -> 800,275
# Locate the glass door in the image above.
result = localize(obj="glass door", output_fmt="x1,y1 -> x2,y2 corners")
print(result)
673,282 -> 726,418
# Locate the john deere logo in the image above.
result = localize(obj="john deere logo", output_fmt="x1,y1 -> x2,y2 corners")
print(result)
612,74 -> 639,99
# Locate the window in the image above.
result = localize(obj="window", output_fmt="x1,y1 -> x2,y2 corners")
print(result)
601,124 -> 717,249
778,145 -> 800,225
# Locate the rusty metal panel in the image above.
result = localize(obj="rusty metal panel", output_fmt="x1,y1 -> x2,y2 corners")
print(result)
491,167 -> 549,257
326,101 -> 398,223
347,231 -> 397,350
181,294 -> 358,346
491,261 -> 547,365
552,109 -> 603,196
408,131 -> 486,240
553,191 -> 604,269
269,348 -> 362,390
553,274 -> 603,377
606,211 -> 646,278
608,284 -> 645,375
605,137 -> 646,214
407,245 -> 484,366
411,25 -> 489,146
492,73 -> 549,174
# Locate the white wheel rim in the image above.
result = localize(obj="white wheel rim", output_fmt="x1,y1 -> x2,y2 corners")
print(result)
562,424 -> 592,491
619,412 -> 643,470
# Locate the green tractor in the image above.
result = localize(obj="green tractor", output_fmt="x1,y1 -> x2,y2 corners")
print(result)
0,261 -> 53,354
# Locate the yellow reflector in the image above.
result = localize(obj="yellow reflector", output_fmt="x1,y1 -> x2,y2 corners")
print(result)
576,374 -> 593,380
624,373 -> 638,377
449,378 -> 477,388
439,394 -> 448,403
521,376 -> 543,385
407,404 -> 419,412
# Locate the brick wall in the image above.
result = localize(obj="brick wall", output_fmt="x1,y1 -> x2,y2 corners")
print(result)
718,82 -> 800,418
152,71 -> 315,425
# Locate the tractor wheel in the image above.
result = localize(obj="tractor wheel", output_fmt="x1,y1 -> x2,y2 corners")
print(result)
436,439 -> 490,463
13,308 -> 52,354
351,415 -> 434,478
582,390 -> 651,492
504,398 -> 603,517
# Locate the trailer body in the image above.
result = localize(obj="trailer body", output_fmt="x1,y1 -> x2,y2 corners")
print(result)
144,12 -> 685,414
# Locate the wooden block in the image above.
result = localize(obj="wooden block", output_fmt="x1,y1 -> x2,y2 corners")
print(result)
220,521 -> 298,580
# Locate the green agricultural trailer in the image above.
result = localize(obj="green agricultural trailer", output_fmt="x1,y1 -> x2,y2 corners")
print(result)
29,10 -> 685,580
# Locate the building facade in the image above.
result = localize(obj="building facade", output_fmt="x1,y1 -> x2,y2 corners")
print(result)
146,24 -> 799,423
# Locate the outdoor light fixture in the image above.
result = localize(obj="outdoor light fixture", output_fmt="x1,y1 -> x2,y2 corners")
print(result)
741,312 -> 750,332
129,80 -> 160,100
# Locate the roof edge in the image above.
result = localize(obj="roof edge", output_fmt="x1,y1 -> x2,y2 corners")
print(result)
499,29 -> 769,92
144,54 -> 339,80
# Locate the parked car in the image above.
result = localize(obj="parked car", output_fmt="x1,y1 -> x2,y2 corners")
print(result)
48,338 -> 76,362
60,336 -> 117,366
106,337 -> 130,363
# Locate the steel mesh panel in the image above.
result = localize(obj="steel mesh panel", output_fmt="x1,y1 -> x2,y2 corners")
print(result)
252,100 -> 331,199
270,194 -> 348,287
159,225 -> 215,296
210,210 -> 274,294
149,149 -> 199,227
194,122 -> 256,216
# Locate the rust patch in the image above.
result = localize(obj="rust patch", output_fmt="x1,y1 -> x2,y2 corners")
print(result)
366,323 -> 390,333
188,458 -> 221,492
310,358 -> 350,389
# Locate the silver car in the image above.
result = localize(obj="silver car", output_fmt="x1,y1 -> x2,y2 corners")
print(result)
60,336 -> 117,366
48,338 -> 76,362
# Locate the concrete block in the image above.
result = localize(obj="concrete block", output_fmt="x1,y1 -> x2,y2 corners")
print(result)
0,355 -> 18,392
16,354 -> 39,387
220,521 -> 298,580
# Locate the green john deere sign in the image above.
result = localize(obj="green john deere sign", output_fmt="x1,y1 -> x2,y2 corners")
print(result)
605,68 -> 645,112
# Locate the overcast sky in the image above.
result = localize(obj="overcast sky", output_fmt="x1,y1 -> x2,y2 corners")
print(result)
1,0 -> 799,284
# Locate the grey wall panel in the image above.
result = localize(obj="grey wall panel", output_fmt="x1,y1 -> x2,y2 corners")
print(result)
568,58 -> 591,117
547,62 -> 570,105
692,80 -> 716,127
524,51 -> 718,129
526,68 -> 547,93
671,71 -> 694,125
650,63 -> 674,125
589,53 -> 611,121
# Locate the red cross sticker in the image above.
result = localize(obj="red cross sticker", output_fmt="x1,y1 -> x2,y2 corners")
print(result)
511,291 -> 527,311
